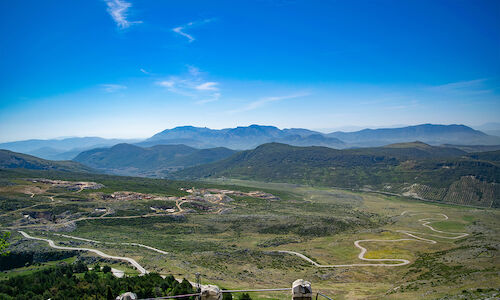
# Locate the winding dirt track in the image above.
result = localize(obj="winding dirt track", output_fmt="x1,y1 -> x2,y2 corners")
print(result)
276,212 -> 469,267
10,213 -> 172,229
17,207 -> 468,272
0,195 -> 59,218
52,233 -> 169,255
10,199 -> 190,230
18,231 -> 148,274
18,230 -> 172,273
19,231 -> 209,288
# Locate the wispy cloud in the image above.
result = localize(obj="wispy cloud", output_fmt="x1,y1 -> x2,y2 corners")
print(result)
172,19 -> 214,42
430,79 -> 493,95
173,25 -> 195,42
155,66 -> 221,103
196,92 -> 221,104
195,82 -> 219,91
157,80 -> 175,88
101,84 -> 127,92
105,0 -> 142,29
228,93 -> 310,113
140,68 -> 149,74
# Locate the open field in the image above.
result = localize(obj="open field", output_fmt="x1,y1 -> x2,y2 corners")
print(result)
0,172 -> 498,299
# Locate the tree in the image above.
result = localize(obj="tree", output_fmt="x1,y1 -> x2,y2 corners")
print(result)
106,286 -> 114,300
102,265 -> 112,273
73,260 -> 88,273
222,291 -> 233,300
0,232 -> 10,256
238,293 -> 252,300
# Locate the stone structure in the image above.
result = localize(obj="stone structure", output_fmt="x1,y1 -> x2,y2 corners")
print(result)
116,292 -> 138,300
292,279 -> 312,300
200,285 -> 222,300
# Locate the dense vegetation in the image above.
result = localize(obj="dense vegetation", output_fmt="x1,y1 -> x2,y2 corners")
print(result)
0,166 -> 498,299
0,232 -> 9,257
174,143 -> 500,207
73,143 -> 236,177
0,262 -> 196,300
0,250 -> 77,271
0,168 -> 291,199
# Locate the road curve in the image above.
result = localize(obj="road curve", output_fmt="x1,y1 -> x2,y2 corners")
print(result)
18,231 -> 148,274
52,233 -> 169,255
276,212 -> 468,267
10,213 -> 174,229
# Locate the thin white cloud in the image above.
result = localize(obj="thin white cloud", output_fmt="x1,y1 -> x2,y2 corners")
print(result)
101,84 -> 127,92
156,80 -> 175,88
155,77 -> 197,97
105,0 -> 142,29
228,93 -> 310,113
196,92 -> 221,105
155,66 -> 222,103
433,79 -> 486,90
140,68 -> 149,74
430,79 -> 492,95
173,25 -> 195,42
195,82 -> 219,91
172,19 -> 214,42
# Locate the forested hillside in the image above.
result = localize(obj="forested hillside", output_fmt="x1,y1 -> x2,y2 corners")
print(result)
0,150 -> 94,173
174,143 -> 500,207
73,143 -> 236,177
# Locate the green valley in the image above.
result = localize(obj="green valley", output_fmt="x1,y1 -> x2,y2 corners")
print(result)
173,143 -> 500,208
0,168 -> 498,299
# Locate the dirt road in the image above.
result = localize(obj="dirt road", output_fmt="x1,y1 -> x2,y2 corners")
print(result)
277,212 -> 468,267
18,231 -> 148,274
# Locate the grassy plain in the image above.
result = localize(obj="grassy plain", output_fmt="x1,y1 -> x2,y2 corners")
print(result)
0,173 -> 498,299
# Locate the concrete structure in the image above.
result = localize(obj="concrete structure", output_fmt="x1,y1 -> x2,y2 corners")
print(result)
116,292 -> 137,300
292,279 -> 312,300
200,285 -> 222,300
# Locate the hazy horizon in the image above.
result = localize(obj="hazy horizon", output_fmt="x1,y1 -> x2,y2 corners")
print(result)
1,122 -> 499,144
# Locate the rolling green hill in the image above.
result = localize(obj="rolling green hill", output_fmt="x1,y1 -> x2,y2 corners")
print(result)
174,143 -> 500,207
0,149 -> 94,173
73,143 -> 236,177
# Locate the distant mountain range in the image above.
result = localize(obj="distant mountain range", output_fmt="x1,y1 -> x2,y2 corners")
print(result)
73,143 -> 236,177
145,125 -> 345,149
173,142 -> 500,208
145,123 -> 500,149
1,124 -> 499,161
327,124 -> 500,147
474,122 -> 500,138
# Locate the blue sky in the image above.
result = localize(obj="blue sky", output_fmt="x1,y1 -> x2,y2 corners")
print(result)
0,0 -> 499,142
